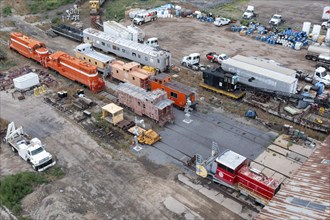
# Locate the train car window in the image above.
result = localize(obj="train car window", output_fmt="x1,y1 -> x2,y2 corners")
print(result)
89,59 -> 91,62
83,57 -> 86,60
143,104 -> 146,108
132,52 -> 136,57
132,77 -> 135,80
82,48 -> 85,51
87,37 -> 89,40
170,92 -> 178,99
116,70 -> 119,73
122,49 -> 125,53
138,54 -> 141,58
102,42 -> 105,46
157,59 -> 160,63
218,163 -> 227,171
95,62 -> 97,65
227,168 -> 234,174
138,102 -> 140,106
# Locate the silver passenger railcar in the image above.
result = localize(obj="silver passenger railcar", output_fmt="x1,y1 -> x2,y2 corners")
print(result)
83,28 -> 171,72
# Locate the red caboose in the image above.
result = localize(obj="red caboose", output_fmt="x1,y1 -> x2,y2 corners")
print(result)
150,73 -> 196,109
9,32 -> 50,65
197,149 -> 282,205
46,51 -> 105,93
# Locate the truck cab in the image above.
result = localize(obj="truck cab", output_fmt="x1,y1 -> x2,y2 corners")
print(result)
181,53 -> 200,67
269,14 -> 282,25
322,20 -> 330,30
133,11 -> 157,25
214,17 -> 231,26
314,67 -> 330,87
316,54 -> 330,70
242,5 -> 255,19
145,37 -> 159,47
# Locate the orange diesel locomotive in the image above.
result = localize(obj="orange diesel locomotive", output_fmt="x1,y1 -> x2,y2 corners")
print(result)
9,32 -> 105,93
9,32 -> 50,66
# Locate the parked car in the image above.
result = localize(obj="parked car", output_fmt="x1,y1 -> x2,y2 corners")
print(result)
214,17 -> 231,26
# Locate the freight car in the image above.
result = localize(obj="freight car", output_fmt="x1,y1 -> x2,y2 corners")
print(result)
9,32 -> 105,93
201,67 -> 246,99
150,73 -> 197,109
9,32 -> 50,65
110,60 -> 155,90
51,24 -> 83,42
194,143 -> 282,205
116,82 -> 174,126
74,43 -> 115,75
83,28 -> 171,72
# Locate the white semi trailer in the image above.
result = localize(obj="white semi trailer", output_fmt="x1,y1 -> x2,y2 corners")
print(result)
221,58 -> 298,94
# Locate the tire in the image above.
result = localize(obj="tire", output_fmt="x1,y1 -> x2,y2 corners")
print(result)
210,58 -> 214,63
138,22 -> 142,26
322,25 -> 326,30
312,56 -> 317,61
305,55 -> 312,60
182,62 -> 187,67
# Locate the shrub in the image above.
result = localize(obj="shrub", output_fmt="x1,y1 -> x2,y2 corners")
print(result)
3,6 -> 12,17
0,172 -> 48,215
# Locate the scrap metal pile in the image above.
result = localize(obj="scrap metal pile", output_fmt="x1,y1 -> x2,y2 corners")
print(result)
231,25 -> 309,49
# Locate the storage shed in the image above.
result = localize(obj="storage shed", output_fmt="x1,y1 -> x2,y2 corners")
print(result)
13,72 -> 39,90
102,103 -> 124,125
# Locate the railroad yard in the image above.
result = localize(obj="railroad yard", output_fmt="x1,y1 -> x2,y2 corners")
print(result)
0,0 -> 330,220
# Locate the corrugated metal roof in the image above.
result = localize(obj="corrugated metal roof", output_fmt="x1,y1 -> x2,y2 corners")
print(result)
232,55 -> 296,77
222,58 -> 297,84
255,135 -> 330,220
83,28 -> 167,57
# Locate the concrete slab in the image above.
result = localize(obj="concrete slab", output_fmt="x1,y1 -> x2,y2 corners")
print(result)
268,144 -> 290,156
160,109 -> 277,161
254,151 -> 301,177
199,187 -> 226,204
178,174 -> 203,191
163,196 -> 203,220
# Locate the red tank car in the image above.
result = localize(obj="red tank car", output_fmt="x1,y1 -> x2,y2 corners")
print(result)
46,51 -> 105,93
9,32 -> 50,66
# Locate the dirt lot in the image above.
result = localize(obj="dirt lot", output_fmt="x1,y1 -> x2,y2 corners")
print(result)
0,92 -> 242,220
0,0 -> 329,219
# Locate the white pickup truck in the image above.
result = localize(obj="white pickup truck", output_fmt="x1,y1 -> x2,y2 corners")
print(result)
314,67 -> 330,87
3,122 -> 56,171
269,14 -> 283,26
214,17 -> 231,26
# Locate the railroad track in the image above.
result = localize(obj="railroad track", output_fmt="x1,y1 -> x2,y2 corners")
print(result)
150,140 -> 263,213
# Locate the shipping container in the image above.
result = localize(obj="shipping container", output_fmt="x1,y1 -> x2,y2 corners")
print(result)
232,55 -> 296,77
13,72 -> 40,90
221,58 -> 298,94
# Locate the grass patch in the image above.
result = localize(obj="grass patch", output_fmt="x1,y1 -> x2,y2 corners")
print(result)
0,60 -> 17,71
0,166 -> 64,219
206,0 -> 249,20
51,16 -> 61,24
0,172 -> 47,216
28,0 -> 75,14
2,6 -> 12,17
105,0 -> 167,21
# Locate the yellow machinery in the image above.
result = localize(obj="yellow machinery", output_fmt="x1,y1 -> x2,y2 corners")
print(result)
89,0 -> 105,15
128,126 -> 161,145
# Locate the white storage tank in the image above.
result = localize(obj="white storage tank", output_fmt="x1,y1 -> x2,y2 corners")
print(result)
13,72 -> 39,90
302,22 -> 311,34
